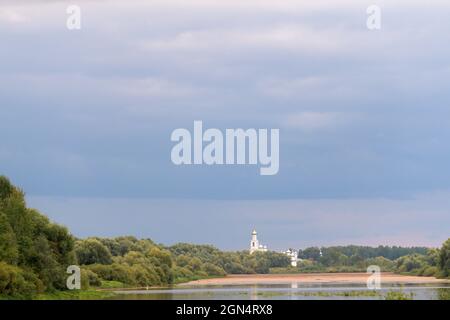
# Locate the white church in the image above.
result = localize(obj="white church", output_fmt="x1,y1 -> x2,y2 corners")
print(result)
249,229 -> 268,254
249,229 -> 298,267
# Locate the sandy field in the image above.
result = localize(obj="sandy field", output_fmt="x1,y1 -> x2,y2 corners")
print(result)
181,273 -> 450,286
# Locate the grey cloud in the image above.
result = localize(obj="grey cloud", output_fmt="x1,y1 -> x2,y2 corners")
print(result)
0,0 -> 450,201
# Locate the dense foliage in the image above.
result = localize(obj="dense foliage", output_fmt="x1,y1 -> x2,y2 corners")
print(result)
75,240 -> 290,287
0,176 -> 75,298
299,245 -> 428,262
439,239 -> 450,278
168,243 -> 290,280
294,245 -> 448,277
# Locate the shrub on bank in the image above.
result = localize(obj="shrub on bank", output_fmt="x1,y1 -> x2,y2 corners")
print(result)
421,266 -> 439,277
0,262 -> 42,298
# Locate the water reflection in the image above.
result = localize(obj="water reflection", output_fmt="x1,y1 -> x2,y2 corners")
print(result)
110,283 -> 450,300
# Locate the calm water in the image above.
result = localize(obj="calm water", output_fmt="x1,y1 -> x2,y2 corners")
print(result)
111,283 -> 450,300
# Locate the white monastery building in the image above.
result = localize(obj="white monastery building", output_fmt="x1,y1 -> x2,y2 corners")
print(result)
249,229 -> 268,254
283,248 -> 299,267
249,229 -> 299,267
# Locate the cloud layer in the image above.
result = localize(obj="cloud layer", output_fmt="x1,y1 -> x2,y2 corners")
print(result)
1,0 -> 450,245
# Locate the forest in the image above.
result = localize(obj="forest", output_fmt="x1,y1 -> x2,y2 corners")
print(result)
288,245 -> 447,276
0,175 -> 449,298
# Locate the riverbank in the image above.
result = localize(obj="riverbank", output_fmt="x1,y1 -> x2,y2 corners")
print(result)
35,290 -> 116,300
180,272 -> 450,286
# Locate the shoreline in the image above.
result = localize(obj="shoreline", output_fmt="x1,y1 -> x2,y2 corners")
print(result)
179,273 -> 450,286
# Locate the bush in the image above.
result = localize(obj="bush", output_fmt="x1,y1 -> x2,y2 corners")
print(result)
422,266 -> 439,277
75,239 -> 113,265
173,266 -> 194,280
129,264 -> 161,286
81,269 -> 102,288
202,263 -> 226,276
195,270 -> 208,278
0,262 -> 41,298
396,254 -> 428,273
439,238 -> 450,278
85,263 -> 133,285
0,212 -> 18,264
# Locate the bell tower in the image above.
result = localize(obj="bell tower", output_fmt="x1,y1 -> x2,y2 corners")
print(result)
250,229 -> 259,254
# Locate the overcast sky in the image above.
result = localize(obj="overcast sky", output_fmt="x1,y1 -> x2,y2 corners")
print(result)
1,0 -> 449,249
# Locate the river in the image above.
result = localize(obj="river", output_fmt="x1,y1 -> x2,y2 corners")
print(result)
111,283 -> 450,300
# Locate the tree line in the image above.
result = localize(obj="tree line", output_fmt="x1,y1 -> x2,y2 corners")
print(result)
290,244 -> 449,278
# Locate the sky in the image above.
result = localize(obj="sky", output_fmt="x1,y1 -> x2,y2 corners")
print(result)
1,0 -> 450,249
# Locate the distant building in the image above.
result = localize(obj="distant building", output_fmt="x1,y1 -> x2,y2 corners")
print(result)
249,229 -> 268,254
283,248 -> 298,267
249,230 -> 298,267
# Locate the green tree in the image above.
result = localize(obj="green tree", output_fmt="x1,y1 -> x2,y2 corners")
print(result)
395,254 -> 428,273
0,211 -> 18,264
0,176 -> 14,199
0,176 -> 75,293
439,238 -> 450,277
299,247 -> 321,260
0,262 -> 41,298
75,238 -> 113,265
202,263 -> 226,276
